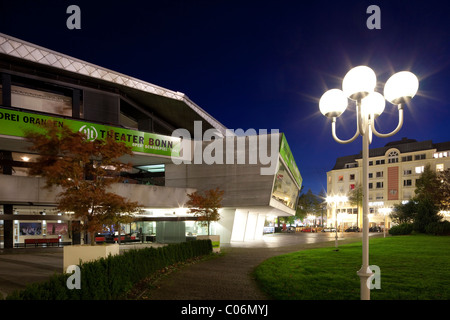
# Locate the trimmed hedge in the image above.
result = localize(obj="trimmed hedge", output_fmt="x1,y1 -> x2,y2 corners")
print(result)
425,221 -> 450,235
6,239 -> 212,300
389,223 -> 413,235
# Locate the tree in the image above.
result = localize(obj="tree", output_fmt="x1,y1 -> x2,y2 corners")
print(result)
415,164 -> 442,207
26,121 -> 142,245
437,169 -> 450,211
390,201 -> 417,224
414,198 -> 441,233
296,189 -> 321,224
186,187 -> 224,236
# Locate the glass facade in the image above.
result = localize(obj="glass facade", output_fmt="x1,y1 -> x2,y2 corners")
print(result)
271,160 -> 300,209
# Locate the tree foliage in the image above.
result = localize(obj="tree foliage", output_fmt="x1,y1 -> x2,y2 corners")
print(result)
390,165 -> 450,234
25,122 -> 142,244
186,187 -> 224,235
296,188 -> 322,221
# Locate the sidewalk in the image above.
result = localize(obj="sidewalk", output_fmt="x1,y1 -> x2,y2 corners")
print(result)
140,232 -> 373,300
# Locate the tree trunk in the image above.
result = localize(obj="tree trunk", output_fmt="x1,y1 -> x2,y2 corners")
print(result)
90,231 -> 96,246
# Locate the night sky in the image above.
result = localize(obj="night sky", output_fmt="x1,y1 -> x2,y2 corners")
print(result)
1,0 -> 449,195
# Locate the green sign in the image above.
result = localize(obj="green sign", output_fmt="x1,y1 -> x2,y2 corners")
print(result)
0,107 -> 181,158
279,133 -> 302,188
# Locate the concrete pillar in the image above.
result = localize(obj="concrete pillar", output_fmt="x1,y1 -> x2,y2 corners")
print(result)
3,204 -> 14,249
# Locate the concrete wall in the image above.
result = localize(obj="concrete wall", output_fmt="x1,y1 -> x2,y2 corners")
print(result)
165,162 -> 275,208
0,175 -> 195,208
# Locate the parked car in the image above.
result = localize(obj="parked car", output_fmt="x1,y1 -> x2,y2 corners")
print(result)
345,226 -> 360,232
321,227 -> 336,232
369,226 -> 382,232
301,227 -> 314,232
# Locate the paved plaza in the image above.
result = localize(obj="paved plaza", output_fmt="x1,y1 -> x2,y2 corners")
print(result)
0,232 -> 378,299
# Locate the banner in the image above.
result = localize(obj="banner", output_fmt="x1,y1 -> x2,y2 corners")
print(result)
0,107 -> 181,158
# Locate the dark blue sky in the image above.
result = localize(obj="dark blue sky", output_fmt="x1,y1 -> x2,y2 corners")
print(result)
1,0 -> 449,195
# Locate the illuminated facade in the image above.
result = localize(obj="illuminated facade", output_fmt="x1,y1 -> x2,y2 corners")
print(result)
0,33 -> 302,248
326,137 -> 450,230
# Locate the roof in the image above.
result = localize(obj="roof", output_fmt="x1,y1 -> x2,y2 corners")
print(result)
0,33 -> 228,136
331,137 -> 450,170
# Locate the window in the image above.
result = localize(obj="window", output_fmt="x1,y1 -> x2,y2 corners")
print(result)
402,155 -> 412,162
376,171 -> 384,178
369,183 -> 373,189
338,175 -> 344,182
369,173 -> 373,179
434,152 -> 448,158
437,164 -> 444,172
350,184 -> 355,190
403,169 -> 412,175
388,151 -> 399,163
403,179 -> 412,187
349,174 -> 355,180
415,154 -> 426,160
376,182 -> 384,189
272,161 -> 299,209
369,161 -> 373,166
376,159 -> 385,165
11,85 -> 73,117
415,166 -> 424,174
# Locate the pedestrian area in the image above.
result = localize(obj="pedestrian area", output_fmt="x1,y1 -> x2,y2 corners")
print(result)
0,232 -> 374,299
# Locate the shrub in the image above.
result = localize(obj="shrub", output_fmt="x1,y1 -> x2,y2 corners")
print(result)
425,221 -> 450,235
389,223 -> 413,235
6,239 -> 212,300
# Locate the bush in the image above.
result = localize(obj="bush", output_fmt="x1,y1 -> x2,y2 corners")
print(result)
6,239 -> 212,300
389,223 -> 413,235
425,221 -> 450,235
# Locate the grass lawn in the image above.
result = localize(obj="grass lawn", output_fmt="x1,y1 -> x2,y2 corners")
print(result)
253,235 -> 450,300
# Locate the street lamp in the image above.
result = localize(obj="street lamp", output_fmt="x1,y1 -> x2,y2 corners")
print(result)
326,195 -> 348,251
319,66 -> 418,300
378,207 -> 392,238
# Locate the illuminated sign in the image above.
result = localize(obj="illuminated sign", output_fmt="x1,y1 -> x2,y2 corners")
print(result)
0,107 -> 181,158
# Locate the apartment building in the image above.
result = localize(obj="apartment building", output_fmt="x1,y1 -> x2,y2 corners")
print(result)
326,137 -> 450,230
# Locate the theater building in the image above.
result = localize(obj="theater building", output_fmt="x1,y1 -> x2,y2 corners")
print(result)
0,33 -> 302,248
326,137 -> 450,230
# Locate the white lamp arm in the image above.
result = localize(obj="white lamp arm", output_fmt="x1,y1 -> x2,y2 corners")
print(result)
371,105 -> 404,138
332,117 -> 360,144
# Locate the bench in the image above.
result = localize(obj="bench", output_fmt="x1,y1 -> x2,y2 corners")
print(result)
24,238 -> 60,247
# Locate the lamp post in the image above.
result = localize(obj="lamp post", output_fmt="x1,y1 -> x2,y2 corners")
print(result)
319,66 -> 418,300
379,207 -> 392,238
326,195 -> 348,251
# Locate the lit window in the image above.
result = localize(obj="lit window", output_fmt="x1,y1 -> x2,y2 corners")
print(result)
437,164 -> 444,172
415,166 -> 424,174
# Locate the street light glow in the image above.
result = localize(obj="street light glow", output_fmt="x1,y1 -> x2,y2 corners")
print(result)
319,89 -> 348,118
361,91 -> 386,118
342,66 -> 377,100
384,71 -> 419,105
